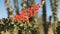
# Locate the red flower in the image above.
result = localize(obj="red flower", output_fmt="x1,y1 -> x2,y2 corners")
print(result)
14,3 -> 41,24
14,15 -> 20,21
20,10 -> 29,23
28,3 -> 40,18
14,9 -> 29,24
28,8 -> 33,18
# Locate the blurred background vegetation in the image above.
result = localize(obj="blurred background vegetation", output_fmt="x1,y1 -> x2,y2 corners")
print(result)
0,0 -> 60,34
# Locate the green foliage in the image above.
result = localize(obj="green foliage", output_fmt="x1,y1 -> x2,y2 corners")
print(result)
56,26 -> 60,34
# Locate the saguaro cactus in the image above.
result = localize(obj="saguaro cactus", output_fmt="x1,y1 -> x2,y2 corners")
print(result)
50,0 -> 58,34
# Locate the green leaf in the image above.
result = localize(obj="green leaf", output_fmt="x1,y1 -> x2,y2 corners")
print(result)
28,23 -> 32,27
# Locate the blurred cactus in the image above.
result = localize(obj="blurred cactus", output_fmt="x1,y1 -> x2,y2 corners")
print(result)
30,0 -> 40,34
42,0 -> 48,34
5,0 -> 15,34
13,0 -> 20,34
21,0 -> 28,34
22,0 -> 28,10
14,0 -> 19,14
5,0 -> 13,18
42,3 -> 48,34
50,0 -> 58,34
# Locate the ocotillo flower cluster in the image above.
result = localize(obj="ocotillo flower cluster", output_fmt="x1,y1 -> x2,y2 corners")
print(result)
14,0 -> 45,24
14,3 -> 40,24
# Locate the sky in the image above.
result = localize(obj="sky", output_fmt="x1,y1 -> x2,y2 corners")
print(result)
0,0 -> 60,22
